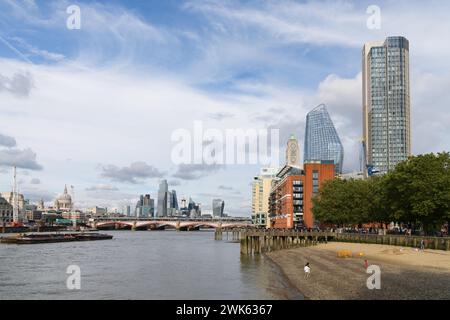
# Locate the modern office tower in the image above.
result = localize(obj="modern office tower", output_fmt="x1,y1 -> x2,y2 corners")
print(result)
166,190 -> 172,216
304,104 -> 344,174
135,194 -> 155,218
188,197 -> 201,218
362,36 -> 411,175
171,190 -> 178,210
286,134 -> 301,167
157,179 -> 168,217
180,198 -> 189,216
126,205 -> 131,217
212,199 -> 225,217
251,167 -> 278,227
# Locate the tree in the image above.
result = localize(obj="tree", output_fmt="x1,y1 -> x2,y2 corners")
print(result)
384,152 -> 450,234
366,175 -> 391,226
312,152 -> 450,234
312,178 -> 371,226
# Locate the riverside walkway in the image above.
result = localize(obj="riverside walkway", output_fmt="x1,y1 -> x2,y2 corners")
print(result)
222,229 -> 450,255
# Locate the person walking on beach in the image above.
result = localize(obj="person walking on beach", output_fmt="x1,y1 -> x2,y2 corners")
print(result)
420,239 -> 425,251
304,262 -> 311,279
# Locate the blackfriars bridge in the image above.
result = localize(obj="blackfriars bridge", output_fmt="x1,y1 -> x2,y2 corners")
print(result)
88,217 -> 255,231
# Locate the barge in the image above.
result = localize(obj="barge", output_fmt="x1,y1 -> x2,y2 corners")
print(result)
0,232 -> 113,244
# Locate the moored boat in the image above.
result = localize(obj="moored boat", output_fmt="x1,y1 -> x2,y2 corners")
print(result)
0,232 -> 113,244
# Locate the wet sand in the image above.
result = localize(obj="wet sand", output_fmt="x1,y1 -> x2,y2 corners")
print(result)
266,242 -> 450,300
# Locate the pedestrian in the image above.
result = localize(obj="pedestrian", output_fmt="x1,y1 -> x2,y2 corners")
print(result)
304,262 -> 311,279
420,239 -> 425,251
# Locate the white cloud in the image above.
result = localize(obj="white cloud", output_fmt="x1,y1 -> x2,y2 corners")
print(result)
0,148 -> 43,170
1,0 -> 449,214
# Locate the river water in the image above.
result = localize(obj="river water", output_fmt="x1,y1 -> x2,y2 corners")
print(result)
0,231 -> 302,300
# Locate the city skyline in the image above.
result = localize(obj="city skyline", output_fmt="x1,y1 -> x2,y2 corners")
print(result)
1,1 -> 450,214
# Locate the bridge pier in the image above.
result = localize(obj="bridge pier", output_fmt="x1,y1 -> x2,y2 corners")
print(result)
132,221 -> 137,231
215,228 -> 222,240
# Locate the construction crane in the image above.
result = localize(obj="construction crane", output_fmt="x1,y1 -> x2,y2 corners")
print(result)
12,166 -> 22,227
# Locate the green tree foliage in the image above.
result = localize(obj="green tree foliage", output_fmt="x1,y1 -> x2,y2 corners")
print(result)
312,178 -> 371,226
312,152 -> 450,233
384,152 -> 450,233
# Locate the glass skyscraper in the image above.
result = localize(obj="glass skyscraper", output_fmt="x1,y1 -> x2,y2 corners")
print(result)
304,104 -> 344,174
363,36 -> 411,175
157,179 -> 168,217
212,199 -> 225,217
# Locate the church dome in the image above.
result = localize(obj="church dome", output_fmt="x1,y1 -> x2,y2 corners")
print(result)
56,185 -> 72,202
57,193 -> 72,201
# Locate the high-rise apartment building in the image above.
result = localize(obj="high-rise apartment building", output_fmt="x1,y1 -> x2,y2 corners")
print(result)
362,36 -> 411,175
304,104 -> 344,174
251,167 -> 278,227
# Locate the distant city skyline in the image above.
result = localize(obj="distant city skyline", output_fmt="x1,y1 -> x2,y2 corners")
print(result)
1,1 -> 449,214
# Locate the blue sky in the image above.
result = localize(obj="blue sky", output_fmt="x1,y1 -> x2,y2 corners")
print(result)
1,0 -> 450,215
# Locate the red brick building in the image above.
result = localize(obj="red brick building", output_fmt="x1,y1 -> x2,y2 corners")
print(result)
269,161 -> 336,229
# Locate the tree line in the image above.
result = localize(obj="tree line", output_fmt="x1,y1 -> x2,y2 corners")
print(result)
312,152 -> 450,234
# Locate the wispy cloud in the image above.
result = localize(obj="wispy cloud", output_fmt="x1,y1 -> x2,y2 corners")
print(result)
85,184 -> 119,192
173,163 -> 224,180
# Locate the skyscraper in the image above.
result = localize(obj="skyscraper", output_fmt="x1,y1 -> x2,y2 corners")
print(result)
171,190 -> 178,210
136,194 -> 154,218
157,179 -> 168,217
286,134 -> 300,167
304,104 -> 344,174
362,36 -> 411,175
212,199 -> 225,217
187,197 -> 201,217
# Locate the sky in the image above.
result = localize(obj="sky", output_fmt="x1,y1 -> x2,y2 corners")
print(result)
0,0 -> 449,215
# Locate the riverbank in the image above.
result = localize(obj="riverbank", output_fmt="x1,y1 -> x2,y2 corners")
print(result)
266,242 -> 450,300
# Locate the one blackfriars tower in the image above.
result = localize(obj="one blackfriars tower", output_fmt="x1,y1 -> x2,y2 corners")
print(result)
362,36 -> 411,175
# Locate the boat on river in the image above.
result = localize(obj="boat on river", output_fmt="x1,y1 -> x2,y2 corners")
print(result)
0,232 -> 113,244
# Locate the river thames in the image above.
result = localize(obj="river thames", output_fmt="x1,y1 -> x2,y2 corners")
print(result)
0,231 -> 302,300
